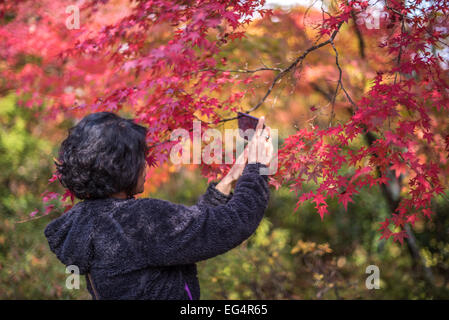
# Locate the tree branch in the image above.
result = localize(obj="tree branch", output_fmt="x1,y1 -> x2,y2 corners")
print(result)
215,22 -> 345,124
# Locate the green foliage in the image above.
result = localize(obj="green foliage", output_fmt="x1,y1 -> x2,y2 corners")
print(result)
153,168 -> 449,300
0,95 -> 88,299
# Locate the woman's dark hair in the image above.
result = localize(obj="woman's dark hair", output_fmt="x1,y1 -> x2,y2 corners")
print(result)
56,112 -> 149,200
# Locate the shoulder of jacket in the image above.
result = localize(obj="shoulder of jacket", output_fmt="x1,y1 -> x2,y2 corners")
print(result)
113,197 -> 178,219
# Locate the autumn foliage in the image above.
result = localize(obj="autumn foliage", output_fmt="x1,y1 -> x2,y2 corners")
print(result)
1,0 -> 448,244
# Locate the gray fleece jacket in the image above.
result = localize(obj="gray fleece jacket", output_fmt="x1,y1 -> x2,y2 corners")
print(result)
44,163 -> 270,300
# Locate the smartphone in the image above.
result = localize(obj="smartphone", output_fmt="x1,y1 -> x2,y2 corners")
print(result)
237,112 -> 265,140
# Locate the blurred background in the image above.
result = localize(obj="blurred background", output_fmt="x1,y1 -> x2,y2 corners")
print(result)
1,0 -> 449,299
2,91 -> 449,300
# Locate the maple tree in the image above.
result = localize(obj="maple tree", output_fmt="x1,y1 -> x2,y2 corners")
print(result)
1,0 -> 448,269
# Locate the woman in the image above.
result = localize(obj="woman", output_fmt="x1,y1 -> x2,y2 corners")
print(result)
44,111 -> 272,300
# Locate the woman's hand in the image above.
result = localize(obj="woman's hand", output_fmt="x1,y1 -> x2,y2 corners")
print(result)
215,116 -> 273,195
247,116 -> 273,167
215,144 -> 248,196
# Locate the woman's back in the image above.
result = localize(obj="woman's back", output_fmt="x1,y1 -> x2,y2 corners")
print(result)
44,163 -> 269,299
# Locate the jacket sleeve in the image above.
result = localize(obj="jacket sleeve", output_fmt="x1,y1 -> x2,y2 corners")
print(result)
130,163 -> 270,266
196,181 -> 233,208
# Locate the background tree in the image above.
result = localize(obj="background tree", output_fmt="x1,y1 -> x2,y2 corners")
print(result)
1,0 -> 449,298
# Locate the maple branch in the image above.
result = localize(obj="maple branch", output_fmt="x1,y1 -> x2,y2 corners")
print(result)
384,0 -> 405,17
425,26 -> 449,48
215,22 -> 345,124
329,39 -> 341,127
147,139 -> 172,149
396,153 -> 449,204
312,81 -> 435,285
15,210 -> 59,224
368,137 -> 435,286
350,9 -> 366,59
148,23 -> 345,147
313,37 -> 357,127
15,214 -> 49,224
394,18 -> 406,84
198,67 -> 283,73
